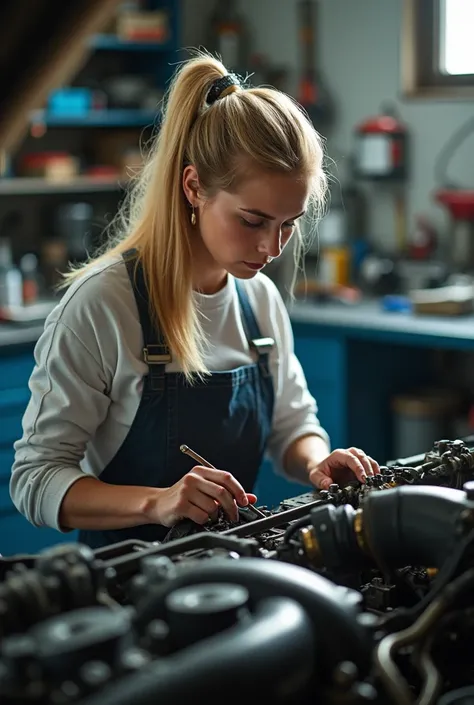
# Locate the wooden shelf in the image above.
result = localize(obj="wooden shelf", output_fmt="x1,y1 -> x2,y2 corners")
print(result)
0,176 -> 128,195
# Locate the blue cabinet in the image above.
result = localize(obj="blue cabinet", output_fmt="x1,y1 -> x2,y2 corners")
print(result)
253,330 -> 348,509
291,322 -> 438,464
293,332 -> 347,449
0,346 -> 77,557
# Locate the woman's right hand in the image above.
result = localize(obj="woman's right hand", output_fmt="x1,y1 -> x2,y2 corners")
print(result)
148,466 -> 252,527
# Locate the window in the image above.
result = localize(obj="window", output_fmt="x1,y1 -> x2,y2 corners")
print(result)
402,0 -> 474,97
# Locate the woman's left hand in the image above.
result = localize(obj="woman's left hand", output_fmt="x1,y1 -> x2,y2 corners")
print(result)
308,447 -> 380,491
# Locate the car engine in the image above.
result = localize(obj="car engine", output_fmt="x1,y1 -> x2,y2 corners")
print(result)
2,438 -> 474,705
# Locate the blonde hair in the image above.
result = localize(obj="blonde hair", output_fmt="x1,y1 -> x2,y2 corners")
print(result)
62,52 -> 327,379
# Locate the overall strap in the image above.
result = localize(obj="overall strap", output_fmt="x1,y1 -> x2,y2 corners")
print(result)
123,249 -> 170,391
234,279 -> 274,376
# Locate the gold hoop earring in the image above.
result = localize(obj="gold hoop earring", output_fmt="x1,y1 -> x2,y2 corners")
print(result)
191,206 -> 197,226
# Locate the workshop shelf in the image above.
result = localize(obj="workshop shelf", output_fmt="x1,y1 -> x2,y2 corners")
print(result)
29,109 -> 159,128
0,176 -> 127,195
91,34 -> 173,51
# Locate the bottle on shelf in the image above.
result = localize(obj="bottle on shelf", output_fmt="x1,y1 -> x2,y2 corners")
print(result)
208,0 -> 250,75
20,253 -> 40,305
0,238 -> 23,309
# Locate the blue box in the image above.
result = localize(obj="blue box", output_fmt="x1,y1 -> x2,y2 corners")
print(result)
47,88 -> 93,117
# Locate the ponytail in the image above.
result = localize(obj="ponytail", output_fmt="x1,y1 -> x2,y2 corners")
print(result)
61,51 -> 326,380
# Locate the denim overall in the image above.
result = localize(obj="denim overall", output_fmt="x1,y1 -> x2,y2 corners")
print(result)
79,253 -> 275,549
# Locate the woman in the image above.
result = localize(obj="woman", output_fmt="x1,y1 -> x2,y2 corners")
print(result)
11,54 -> 379,549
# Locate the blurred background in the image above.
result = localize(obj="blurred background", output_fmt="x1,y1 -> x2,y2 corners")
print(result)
1,0 -> 474,552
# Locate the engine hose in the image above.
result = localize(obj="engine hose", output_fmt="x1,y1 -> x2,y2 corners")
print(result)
415,633 -> 441,705
132,558 -> 371,675
361,486 -> 474,570
374,597 -> 445,705
284,514 -> 312,543
76,597 -> 314,705
374,569 -> 474,705
437,686 -> 474,705
310,486 -> 474,573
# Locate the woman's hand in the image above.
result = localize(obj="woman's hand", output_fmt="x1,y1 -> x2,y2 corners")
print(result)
308,447 -> 380,491
147,466 -> 255,527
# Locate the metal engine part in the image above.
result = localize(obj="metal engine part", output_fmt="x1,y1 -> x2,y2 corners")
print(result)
2,438 -> 474,704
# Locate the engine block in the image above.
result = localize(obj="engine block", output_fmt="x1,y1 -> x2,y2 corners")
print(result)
2,439 -> 474,705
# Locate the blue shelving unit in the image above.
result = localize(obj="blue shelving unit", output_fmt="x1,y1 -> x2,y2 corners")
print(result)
30,109 -> 159,128
29,0 -> 179,131
91,34 -> 173,52
13,0 -> 179,196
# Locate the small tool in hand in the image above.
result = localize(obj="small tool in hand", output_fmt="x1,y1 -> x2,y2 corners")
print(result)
179,444 -> 266,518
180,444 -> 214,469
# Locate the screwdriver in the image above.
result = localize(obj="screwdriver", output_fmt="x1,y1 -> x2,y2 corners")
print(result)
179,444 -> 266,518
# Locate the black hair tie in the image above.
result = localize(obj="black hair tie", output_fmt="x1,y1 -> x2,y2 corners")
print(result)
206,73 -> 241,105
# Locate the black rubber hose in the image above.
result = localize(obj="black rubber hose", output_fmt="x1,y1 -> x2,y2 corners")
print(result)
76,597 -> 314,705
133,558 -> 370,674
362,486 -> 473,570
437,686 -> 474,705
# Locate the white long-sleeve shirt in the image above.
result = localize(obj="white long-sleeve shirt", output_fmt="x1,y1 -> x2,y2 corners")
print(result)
10,255 -> 329,530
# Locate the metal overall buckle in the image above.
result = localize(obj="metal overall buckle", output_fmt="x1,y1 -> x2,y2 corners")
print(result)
250,337 -> 275,355
143,344 -> 172,364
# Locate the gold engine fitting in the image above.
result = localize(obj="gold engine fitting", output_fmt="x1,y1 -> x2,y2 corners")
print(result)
300,526 -> 321,566
353,509 -> 367,554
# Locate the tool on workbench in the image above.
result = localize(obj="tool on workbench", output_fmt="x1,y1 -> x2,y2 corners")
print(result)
179,444 -> 266,519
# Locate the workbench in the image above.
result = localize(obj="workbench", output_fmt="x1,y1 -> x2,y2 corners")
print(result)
2,299 -> 474,556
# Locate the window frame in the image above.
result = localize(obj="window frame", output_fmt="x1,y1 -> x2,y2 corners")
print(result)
402,0 -> 474,98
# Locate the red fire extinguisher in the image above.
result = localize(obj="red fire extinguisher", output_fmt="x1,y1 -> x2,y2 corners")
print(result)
354,106 -> 408,181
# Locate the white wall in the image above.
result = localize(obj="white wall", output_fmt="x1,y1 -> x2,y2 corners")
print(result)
181,0 -> 474,250
181,0 -> 215,49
